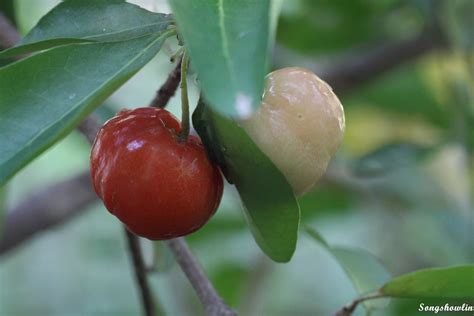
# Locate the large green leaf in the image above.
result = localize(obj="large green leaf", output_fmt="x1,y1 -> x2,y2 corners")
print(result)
0,32 -> 171,186
306,227 -> 391,312
0,0 -> 173,58
381,265 -> 474,298
193,101 -> 300,262
169,0 -> 271,118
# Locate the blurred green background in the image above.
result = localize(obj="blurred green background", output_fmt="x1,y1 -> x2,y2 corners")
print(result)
1,0 -> 472,315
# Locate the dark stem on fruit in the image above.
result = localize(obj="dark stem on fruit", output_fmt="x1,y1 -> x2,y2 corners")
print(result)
166,238 -> 237,316
124,228 -> 158,316
331,292 -> 385,316
178,51 -> 190,143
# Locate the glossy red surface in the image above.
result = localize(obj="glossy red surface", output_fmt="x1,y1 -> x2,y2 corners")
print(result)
90,107 -> 223,240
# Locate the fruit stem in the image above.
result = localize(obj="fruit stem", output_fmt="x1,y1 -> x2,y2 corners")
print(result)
169,46 -> 184,63
179,50 -> 190,143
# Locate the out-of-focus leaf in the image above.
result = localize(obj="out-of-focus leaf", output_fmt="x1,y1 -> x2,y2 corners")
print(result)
188,215 -> 246,243
305,226 -> 329,247
346,65 -> 449,128
306,227 -> 391,312
381,265 -> 474,298
298,184 -> 354,221
353,143 -> 432,177
193,100 -> 300,262
277,0 -> 413,54
0,32 -> 171,186
444,0 -> 474,49
211,263 -> 249,307
169,0 -> 271,117
0,0 -> 173,58
330,248 -> 391,310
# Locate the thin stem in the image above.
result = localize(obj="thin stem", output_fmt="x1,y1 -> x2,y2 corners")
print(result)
166,238 -> 236,316
124,228 -> 158,316
331,292 -> 386,316
178,51 -> 190,143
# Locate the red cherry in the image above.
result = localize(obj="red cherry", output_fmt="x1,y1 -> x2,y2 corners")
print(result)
90,107 -> 223,240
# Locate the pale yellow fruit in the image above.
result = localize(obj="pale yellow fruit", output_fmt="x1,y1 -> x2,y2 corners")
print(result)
241,67 -> 345,196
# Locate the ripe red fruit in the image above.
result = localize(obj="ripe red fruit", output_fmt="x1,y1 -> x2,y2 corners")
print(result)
90,107 -> 223,240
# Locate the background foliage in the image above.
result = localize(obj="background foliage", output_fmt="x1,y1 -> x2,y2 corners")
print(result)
0,0 -> 472,315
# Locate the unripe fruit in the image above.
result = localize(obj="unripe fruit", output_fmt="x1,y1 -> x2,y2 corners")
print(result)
90,108 -> 223,240
241,67 -> 345,196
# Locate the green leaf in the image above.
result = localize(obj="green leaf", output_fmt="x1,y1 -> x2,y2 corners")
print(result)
0,0 -> 173,58
444,0 -> 474,50
210,263 -> 249,307
331,248 -> 391,310
193,101 -> 300,262
381,265 -> 474,299
0,32 -> 171,186
346,65 -> 449,128
277,0 -> 404,55
306,227 -> 391,311
353,142 -> 432,177
170,0 -> 271,118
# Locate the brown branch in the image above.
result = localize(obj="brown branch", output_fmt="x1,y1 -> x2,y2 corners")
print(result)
273,27 -> 446,95
124,229 -> 157,316
77,115 -> 102,144
322,27 -> 445,94
331,292 -> 385,316
0,171 -> 96,256
149,57 -> 182,108
0,12 -> 20,50
166,238 -> 237,316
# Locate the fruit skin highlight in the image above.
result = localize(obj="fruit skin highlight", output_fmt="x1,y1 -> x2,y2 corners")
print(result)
241,67 -> 345,196
90,107 -> 223,240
